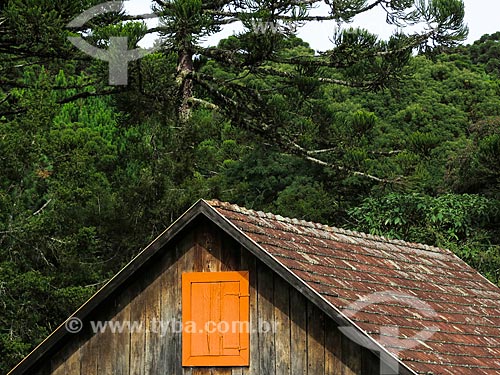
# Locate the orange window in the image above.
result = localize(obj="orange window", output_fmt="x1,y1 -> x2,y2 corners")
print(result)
182,271 -> 250,367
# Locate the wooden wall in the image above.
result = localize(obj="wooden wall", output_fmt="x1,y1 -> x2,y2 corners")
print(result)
36,217 -> 380,375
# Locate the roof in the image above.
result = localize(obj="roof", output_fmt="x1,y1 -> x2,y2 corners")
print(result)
208,200 -> 500,375
8,199 -> 500,375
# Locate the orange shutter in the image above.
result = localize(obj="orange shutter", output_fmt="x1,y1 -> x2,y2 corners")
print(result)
182,271 -> 250,367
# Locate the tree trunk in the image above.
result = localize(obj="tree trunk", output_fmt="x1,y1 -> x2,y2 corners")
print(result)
177,47 -> 194,122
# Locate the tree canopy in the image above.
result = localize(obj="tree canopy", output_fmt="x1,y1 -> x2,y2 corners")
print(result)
2,1 -> 500,373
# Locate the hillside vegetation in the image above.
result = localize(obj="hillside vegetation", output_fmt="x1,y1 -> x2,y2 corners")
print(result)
1,1 -> 499,372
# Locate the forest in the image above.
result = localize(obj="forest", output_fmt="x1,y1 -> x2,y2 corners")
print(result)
1,0 -> 499,372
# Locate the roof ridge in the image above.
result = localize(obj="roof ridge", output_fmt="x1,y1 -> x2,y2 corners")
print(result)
205,199 -> 449,255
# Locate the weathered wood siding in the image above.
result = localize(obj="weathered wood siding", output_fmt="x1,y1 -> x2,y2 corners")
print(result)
38,217 -> 379,375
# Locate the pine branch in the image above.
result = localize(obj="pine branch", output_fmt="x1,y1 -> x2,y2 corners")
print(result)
0,88 -> 126,117
290,142 -> 401,184
194,73 -> 401,185
57,88 -> 127,105
255,66 -> 375,88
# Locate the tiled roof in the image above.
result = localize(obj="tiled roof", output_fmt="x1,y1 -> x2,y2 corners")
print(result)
208,200 -> 500,375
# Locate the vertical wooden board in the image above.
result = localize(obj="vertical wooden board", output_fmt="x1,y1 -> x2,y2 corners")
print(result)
290,288 -> 307,375
80,329 -> 99,374
178,237 -> 195,375
129,278 -> 146,375
220,233 -> 240,271
65,341 -> 81,375
274,276 -> 291,375
324,318 -> 342,375
111,294 -> 131,375
144,272 -> 162,374
241,250 -> 258,375
192,368 -> 212,375
221,281 -> 243,356
257,262 -> 275,375
341,336 -> 361,375
157,245 -> 181,375
197,222 -> 222,273
307,302 -> 325,375
97,306 -> 114,375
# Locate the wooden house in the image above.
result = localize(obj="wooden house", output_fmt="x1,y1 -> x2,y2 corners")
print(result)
8,200 -> 500,375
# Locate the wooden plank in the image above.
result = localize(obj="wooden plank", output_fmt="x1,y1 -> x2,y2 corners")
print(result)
290,288 -> 307,375
199,221 -> 222,272
325,318 -> 342,375
274,276 -> 291,375
257,262 -> 276,375
129,277 -> 146,375
65,341 -> 81,375
112,295 -> 131,375
178,235 -> 195,375
96,304 -> 114,375
341,336 -> 361,375
220,232 -> 241,271
307,302 -> 325,375
191,227 -> 209,375
80,330 -> 99,374
241,250 -> 258,375
144,270 -> 163,374
157,242 -> 181,375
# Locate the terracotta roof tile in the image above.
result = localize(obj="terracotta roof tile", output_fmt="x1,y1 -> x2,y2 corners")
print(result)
207,200 -> 500,375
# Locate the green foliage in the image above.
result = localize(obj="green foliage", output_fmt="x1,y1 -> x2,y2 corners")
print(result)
468,32 -> 500,76
350,193 -> 500,284
446,117 -> 500,197
2,0 -> 500,372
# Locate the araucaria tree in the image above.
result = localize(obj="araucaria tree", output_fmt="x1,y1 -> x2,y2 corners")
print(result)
129,0 -> 467,179
1,1 -> 467,181
149,0 -> 467,180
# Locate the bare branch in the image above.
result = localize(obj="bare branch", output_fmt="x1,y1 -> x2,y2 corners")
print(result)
290,142 -> 401,184
306,148 -> 337,154
33,199 -> 52,216
0,93 -> 11,106
187,97 -> 219,110
256,66 -> 374,88
369,150 -> 403,156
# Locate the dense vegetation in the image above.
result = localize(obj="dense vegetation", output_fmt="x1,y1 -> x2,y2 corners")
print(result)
1,0 -> 499,372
